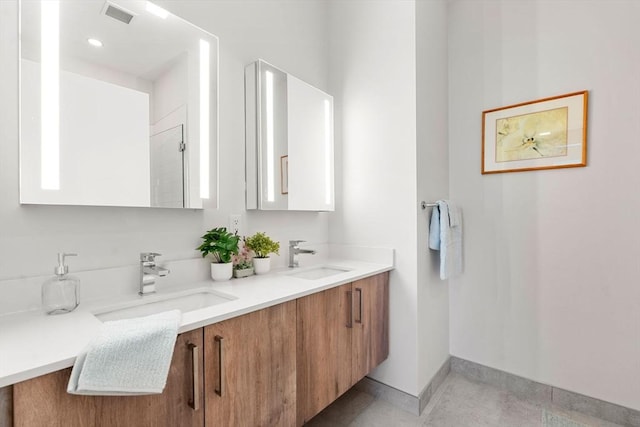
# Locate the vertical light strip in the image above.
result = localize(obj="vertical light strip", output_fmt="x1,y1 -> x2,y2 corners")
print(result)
265,70 -> 275,202
41,0 -> 60,190
199,39 -> 210,199
324,99 -> 332,205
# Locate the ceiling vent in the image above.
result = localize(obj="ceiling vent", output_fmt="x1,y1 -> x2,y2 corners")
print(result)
103,2 -> 135,24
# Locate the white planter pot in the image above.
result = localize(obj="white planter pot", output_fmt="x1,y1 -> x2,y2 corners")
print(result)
233,267 -> 254,279
210,262 -> 233,281
252,257 -> 271,275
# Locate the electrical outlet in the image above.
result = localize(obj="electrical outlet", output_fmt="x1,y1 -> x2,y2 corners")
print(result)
229,214 -> 242,235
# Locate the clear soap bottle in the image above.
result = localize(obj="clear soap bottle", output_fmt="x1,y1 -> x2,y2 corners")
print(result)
42,253 -> 79,315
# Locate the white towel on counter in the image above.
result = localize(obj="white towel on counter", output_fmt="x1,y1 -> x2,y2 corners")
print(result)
429,200 -> 463,280
67,310 -> 181,396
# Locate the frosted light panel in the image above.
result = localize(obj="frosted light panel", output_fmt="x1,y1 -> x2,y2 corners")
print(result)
199,39 -> 210,199
265,70 -> 275,202
41,0 -> 60,190
324,99 -> 332,206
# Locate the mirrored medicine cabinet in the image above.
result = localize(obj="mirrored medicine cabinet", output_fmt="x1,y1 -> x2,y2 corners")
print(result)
245,60 -> 334,211
19,0 -> 219,209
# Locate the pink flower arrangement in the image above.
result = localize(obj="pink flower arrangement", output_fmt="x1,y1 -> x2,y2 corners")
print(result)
232,238 -> 254,270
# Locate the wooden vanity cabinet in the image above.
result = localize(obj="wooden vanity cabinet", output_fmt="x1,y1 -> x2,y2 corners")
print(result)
204,301 -> 297,427
296,272 -> 390,425
11,272 -> 388,427
12,328 -> 204,427
296,283 -> 353,425
351,272 -> 390,384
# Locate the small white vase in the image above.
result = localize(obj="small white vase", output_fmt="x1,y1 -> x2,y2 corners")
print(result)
210,262 -> 233,281
233,267 -> 254,279
252,257 -> 271,275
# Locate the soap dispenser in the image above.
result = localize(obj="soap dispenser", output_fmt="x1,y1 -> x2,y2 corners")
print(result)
42,253 -> 79,315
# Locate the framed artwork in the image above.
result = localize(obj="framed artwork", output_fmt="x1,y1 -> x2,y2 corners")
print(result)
280,155 -> 288,194
482,91 -> 588,174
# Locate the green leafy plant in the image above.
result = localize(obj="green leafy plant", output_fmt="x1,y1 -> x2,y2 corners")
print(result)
197,227 -> 239,263
245,232 -> 280,259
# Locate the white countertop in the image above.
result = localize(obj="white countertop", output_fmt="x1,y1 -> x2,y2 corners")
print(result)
0,258 -> 392,388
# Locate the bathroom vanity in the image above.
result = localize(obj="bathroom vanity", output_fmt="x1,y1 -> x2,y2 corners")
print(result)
9,1 -> 383,424
4,262 -> 390,427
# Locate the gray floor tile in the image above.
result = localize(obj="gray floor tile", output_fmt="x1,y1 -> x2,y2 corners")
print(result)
421,373 -> 522,426
350,399 -> 423,427
307,373 -> 623,427
305,388 -> 375,427
494,394 -> 542,427
553,388 -> 635,427
545,405 -> 625,427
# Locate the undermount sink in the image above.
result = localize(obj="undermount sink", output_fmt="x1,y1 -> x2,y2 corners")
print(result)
287,266 -> 352,280
93,288 -> 236,322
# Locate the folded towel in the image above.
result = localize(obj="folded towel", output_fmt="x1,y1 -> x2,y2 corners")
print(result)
67,310 -> 181,396
429,200 -> 463,280
448,204 -> 461,228
429,204 -> 441,250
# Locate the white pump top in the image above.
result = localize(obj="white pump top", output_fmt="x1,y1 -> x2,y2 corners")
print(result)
54,253 -> 77,276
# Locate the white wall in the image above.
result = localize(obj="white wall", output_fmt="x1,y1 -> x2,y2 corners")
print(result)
416,0 -> 450,392
0,1 -> 329,284
449,0 -> 640,411
328,0 -> 421,395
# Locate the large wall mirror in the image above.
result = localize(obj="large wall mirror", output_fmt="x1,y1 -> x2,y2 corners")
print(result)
19,0 -> 218,209
245,60 -> 334,211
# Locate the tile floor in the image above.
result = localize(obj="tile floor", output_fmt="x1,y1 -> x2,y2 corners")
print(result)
306,373 -> 623,427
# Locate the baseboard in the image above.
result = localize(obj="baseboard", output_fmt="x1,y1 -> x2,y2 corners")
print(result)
451,356 -> 640,427
354,357 -> 451,416
418,357 -> 451,414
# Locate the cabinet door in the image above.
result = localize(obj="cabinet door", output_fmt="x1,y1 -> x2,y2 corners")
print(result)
0,386 -> 12,427
352,271 -> 390,385
369,271 -> 390,369
13,328 -> 205,427
97,328 -> 204,426
296,283 -> 352,426
13,369 -> 96,427
204,301 -> 296,427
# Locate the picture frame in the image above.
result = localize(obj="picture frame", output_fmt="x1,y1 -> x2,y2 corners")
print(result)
482,91 -> 588,174
280,155 -> 289,194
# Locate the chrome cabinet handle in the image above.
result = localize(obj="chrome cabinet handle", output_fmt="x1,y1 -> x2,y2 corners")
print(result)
215,335 -> 225,396
355,288 -> 363,324
347,290 -> 353,328
188,343 -> 200,410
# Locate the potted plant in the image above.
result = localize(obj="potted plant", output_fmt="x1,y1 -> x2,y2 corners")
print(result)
232,239 -> 254,278
197,227 -> 239,281
244,232 -> 280,275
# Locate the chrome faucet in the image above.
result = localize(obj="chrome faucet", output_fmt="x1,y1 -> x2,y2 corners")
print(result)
140,252 -> 170,295
288,240 -> 316,268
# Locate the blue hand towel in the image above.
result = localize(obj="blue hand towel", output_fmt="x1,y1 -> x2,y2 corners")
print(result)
428,200 -> 463,280
67,310 -> 181,395
429,204 -> 441,250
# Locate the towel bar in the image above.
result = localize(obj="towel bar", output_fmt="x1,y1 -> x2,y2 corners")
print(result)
420,201 -> 438,210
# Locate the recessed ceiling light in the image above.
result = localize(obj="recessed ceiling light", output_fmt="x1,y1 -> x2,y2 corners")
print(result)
87,38 -> 103,47
146,2 -> 169,19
